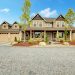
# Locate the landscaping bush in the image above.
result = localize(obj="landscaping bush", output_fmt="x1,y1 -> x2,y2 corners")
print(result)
45,35 -> 49,43
14,37 -> 22,43
17,40 -> 22,43
59,38 -> 64,44
28,38 -> 42,45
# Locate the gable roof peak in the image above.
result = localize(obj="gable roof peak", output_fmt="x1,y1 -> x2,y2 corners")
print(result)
1,21 -> 12,28
32,13 -> 46,21
13,21 -> 18,24
56,15 -> 65,21
2,21 -> 9,24
1,21 -> 10,25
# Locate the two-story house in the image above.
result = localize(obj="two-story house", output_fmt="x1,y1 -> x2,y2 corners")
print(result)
23,14 -> 75,42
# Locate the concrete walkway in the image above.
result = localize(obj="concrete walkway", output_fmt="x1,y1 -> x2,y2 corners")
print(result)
0,42 -> 11,46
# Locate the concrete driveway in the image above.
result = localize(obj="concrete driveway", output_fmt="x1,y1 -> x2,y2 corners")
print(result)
0,47 -> 75,75
0,42 -> 11,46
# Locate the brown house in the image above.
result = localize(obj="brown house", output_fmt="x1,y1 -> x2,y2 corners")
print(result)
0,14 -> 75,43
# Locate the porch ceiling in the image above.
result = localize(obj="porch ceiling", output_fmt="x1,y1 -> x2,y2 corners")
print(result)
26,27 -> 75,31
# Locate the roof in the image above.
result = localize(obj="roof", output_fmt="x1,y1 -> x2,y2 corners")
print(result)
44,18 -> 56,23
56,15 -> 65,21
0,29 -> 20,33
32,14 -> 46,21
32,14 -> 66,23
13,21 -> 18,24
1,21 -> 12,28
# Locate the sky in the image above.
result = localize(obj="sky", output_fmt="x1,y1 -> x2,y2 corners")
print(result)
0,0 -> 75,24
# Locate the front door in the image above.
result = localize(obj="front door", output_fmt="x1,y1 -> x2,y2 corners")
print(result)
53,32 -> 56,41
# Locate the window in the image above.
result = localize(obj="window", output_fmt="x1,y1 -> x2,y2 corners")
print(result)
48,23 -> 52,27
59,33 -> 63,38
34,32 -> 41,38
34,24 -> 36,27
15,25 -> 17,28
61,21 -> 64,27
39,23 -> 42,27
57,22 -> 60,27
33,22 -> 37,27
4,25 -> 6,28
62,25 -> 64,27
39,22 -> 42,27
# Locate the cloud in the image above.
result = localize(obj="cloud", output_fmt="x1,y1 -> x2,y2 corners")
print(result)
39,8 -> 58,17
31,8 -> 58,18
0,8 -> 10,13
31,13 -> 36,17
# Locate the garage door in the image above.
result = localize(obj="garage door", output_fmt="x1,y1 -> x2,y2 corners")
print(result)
0,34 -> 10,43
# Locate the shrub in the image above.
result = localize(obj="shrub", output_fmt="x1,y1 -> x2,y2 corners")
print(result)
59,38 -> 64,44
45,35 -> 49,43
14,37 -> 22,43
17,40 -> 22,43
28,38 -> 42,45
65,40 -> 70,42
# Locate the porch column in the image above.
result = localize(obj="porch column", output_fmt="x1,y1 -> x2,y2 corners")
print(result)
30,30 -> 32,39
33,31 -> 35,38
56,30 -> 59,41
19,31 -> 22,41
70,30 -> 72,41
44,30 -> 46,42
8,32 -> 11,42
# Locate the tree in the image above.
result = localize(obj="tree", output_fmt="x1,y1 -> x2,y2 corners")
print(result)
64,8 -> 75,41
65,8 -> 75,27
20,0 -> 31,42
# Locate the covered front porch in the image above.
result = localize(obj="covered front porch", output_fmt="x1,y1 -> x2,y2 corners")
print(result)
22,30 -> 72,42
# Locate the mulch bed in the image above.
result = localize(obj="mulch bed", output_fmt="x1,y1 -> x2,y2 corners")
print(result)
69,41 -> 75,45
13,42 -> 39,47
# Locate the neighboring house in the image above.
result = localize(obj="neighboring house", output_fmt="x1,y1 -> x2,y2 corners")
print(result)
0,21 -> 22,43
0,14 -> 75,43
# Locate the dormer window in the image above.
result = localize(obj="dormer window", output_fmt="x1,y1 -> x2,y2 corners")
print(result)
4,25 -> 6,28
15,25 -> 17,28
